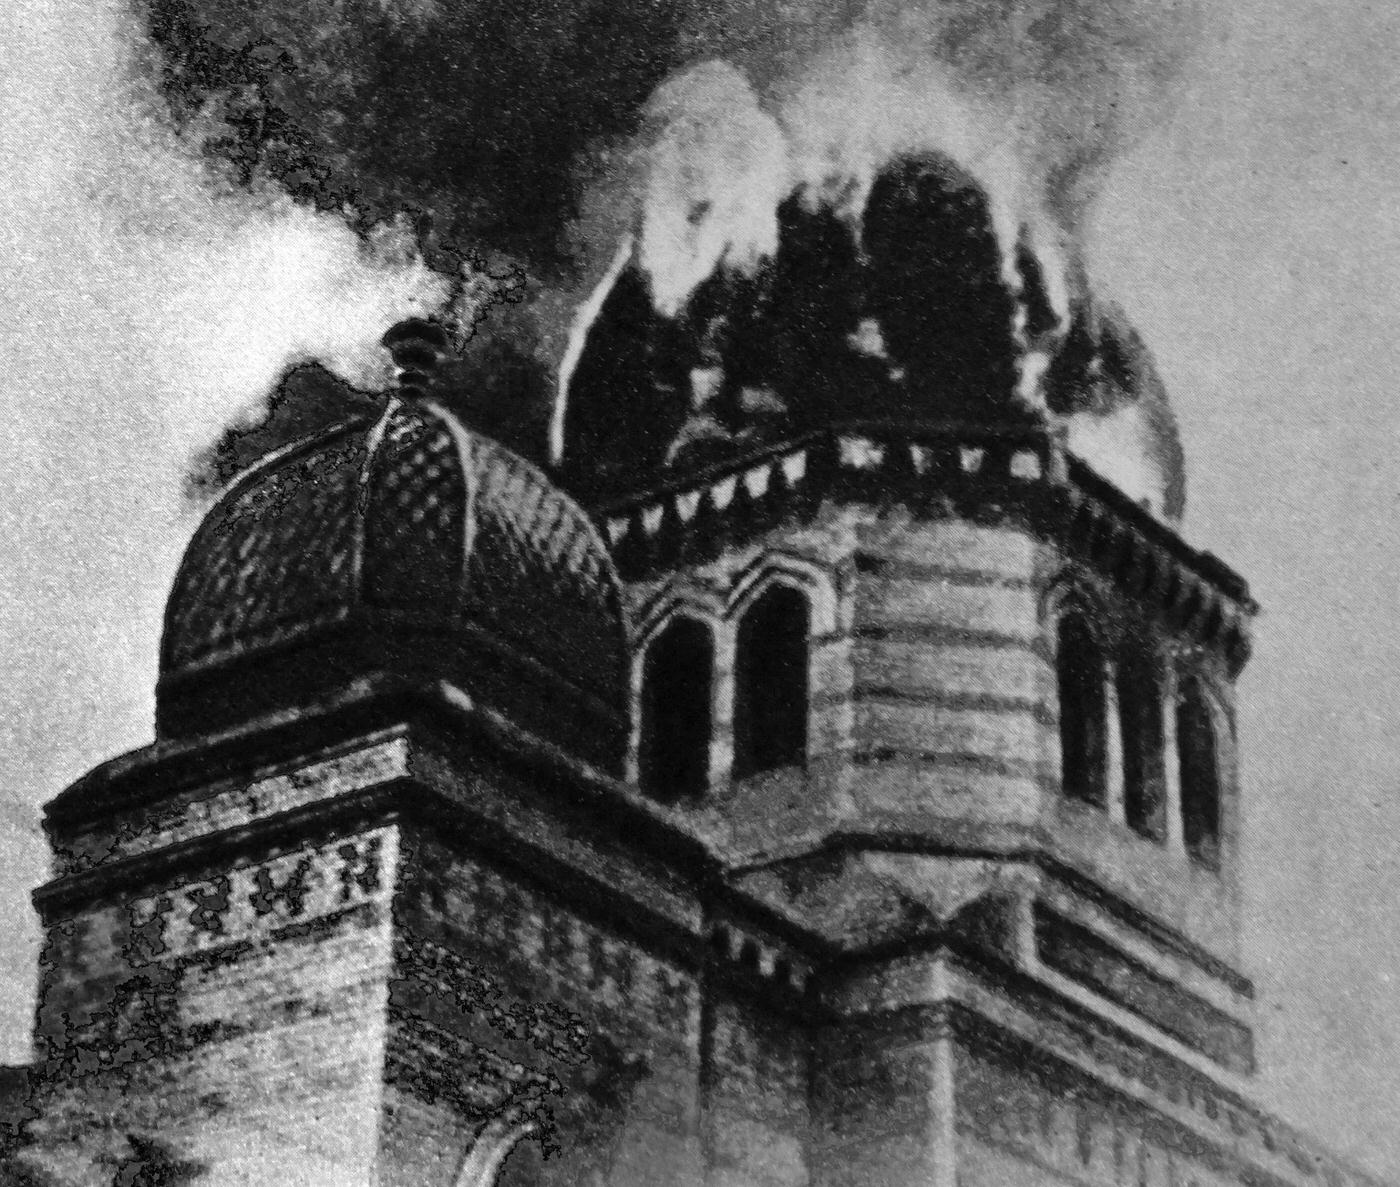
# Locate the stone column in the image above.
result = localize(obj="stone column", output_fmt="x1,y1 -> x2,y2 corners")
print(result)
928,1020 -> 958,1187
1104,661 -> 1126,826
1162,664 -> 1185,853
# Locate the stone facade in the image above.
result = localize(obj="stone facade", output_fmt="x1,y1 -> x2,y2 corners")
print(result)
9,416 -> 1386,1186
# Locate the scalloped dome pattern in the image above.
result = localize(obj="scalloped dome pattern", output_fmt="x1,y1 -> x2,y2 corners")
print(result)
159,400 -> 629,767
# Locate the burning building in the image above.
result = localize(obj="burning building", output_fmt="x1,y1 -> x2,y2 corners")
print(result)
2,0 -> 1391,1184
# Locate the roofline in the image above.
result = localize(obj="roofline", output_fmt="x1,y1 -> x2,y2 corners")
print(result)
587,420 -> 1255,670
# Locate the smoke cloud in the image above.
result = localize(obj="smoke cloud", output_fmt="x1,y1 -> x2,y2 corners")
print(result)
5,0 -> 448,456
0,0 -> 451,1041
138,0 -> 1206,371
0,0 -> 1211,838
0,0 -> 1207,771
624,0 -> 1208,353
636,62 -> 790,319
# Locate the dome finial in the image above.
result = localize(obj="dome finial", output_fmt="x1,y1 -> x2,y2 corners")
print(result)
382,317 -> 451,401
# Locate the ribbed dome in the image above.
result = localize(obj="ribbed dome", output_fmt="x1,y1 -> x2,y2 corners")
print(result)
158,398 -> 629,771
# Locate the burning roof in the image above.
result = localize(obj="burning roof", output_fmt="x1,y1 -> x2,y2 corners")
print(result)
152,0 -> 1203,521
554,151 -> 1185,519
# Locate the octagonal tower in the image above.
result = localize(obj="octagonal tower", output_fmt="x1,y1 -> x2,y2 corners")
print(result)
592,404 -> 1259,1183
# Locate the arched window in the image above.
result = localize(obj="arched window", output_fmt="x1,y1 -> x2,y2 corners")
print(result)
639,617 -> 714,799
734,584 -> 810,778
1055,607 -> 1108,807
1177,676 -> 1223,867
1118,641 -> 1166,841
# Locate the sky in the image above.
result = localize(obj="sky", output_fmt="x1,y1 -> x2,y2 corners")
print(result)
3,0 -> 1400,1178
1090,0 -> 1400,1170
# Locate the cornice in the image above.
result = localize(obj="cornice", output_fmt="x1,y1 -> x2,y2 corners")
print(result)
590,420 -> 1255,672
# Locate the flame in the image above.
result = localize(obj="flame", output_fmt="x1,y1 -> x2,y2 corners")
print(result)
127,0 -> 1203,484
636,62 -> 791,318
1060,300 -> 1186,520
551,233 -> 636,465
782,30 -> 1029,238
1067,400 -> 1171,517
615,0 -> 1203,336
546,0 -> 1206,483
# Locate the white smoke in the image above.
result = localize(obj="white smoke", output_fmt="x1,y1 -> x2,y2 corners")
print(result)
637,62 -> 791,319
1066,399 -> 1172,516
624,0 -> 1206,319
0,0 -> 447,1057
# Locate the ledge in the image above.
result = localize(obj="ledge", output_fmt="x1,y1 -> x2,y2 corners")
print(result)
588,420 -> 1255,672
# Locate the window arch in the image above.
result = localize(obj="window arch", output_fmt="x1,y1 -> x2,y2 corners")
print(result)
1055,605 -> 1109,807
639,616 -> 714,799
733,584 -> 811,778
1177,675 -> 1223,867
1118,640 -> 1167,841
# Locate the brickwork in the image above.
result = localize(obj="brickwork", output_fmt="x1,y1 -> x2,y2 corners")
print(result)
958,1044 -> 1269,1187
810,1014 -> 952,1187
385,825 -> 707,1185
19,691 -> 1383,1187
25,823 -> 397,1183
16,420 -> 1385,1186
49,735 -> 412,877
626,495 -> 1250,982
702,994 -> 809,1187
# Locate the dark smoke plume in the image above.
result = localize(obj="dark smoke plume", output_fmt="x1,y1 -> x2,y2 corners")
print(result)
145,0 -> 1206,509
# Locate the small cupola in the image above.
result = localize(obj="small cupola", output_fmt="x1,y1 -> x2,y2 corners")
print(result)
157,319 -> 630,772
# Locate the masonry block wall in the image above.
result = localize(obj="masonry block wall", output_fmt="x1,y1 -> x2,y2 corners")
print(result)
20,707 -> 1282,1187
382,825 -> 705,1187
810,1010 -> 956,1187
26,737 -> 405,1184
627,494 -> 1245,974
952,1023 -> 1304,1187
699,993 -> 808,1187
22,711 -> 830,1186
846,513 -> 1050,834
19,419 -> 1385,1187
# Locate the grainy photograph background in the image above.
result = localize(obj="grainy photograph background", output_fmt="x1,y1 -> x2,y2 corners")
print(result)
1,0 -> 1398,1179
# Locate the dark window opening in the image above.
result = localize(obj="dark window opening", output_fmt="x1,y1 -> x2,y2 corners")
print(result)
1177,676 -> 1223,867
639,617 -> 714,800
1119,642 -> 1167,841
734,585 -> 811,779
1056,608 -> 1108,807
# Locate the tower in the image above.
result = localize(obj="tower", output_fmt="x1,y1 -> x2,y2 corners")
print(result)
13,189 -> 1385,1187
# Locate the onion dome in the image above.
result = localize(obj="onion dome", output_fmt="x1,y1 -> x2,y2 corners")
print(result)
558,152 -> 1040,498
557,152 -> 1186,523
158,321 -> 630,773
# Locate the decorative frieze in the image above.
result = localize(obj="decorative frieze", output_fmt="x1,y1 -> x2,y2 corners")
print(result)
401,837 -> 700,1046
595,423 -> 1251,667
55,736 -> 411,876
943,976 -> 1378,1187
1034,907 -> 1254,1074
123,831 -> 391,964
707,921 -> 813,999
959,1051 -> 1251,1187
393,933 -> 591,1071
